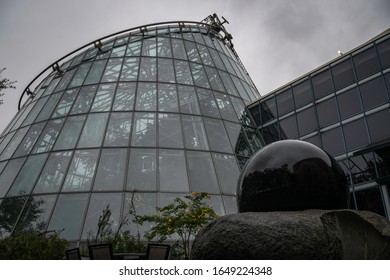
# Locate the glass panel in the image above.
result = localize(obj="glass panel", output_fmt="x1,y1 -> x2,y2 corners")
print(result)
111,45 -> 127,57
157,58 -> 175,83
47,193 -> 88,240
127,148 -> 156,191
197,88 -> 220,118
185,41 -> 201,63
332,59 -> 356,90
367,108 -> 390,143
120,57 -> 139,81
142,37 -> 157,56
260,97 -> 277,124
171,39 -> 187,60
104,112 -> 132,147
293,80 -> 312,108
113,82 -> 136,111
224,121 -> 241,151
279,115 -> 298,139
187,151 -> 219,193
132,113 -> 156,147
276,88 -> 294,116
53,115 -> 86,150
51,88 -> 78,118
321,127 -> 344,156
42,77 -> 60,96
32,118 -> 65,153
219,70 -> 239,96
377,39 -> 390,68
182,115 -> 209,150
70,85 -> 98,114
198,45 -> 214,66
244,127 -> 263,152
349,153 -> 376,184
178,85 -> 200,114
13,122 -> 46,157
0,126 -> 29,161
126,39 -> 142,56
316,97 -> 339,128
84,60 -> 107,85
69,62 -> 92,88
214,92 -> 239,122
15,195 -> 57,232
159,149 -> 189,192
209,49 -> 225,70
35,93 -> 61,122
123,192 -> 156,236
297,107 -> 317,136
353,47 -> 381,79
22,97 -> 48,126
157,37 -> 172,58
205,66 -> 225,92
261,124 -> 280,144
190,62 -> 210,88
354,187 -> 385,217
34,151 -> 73,194
158,83 -> 179,112
312,69 -> 334,100
231,76 -> 250,101
78,113 -> 109,148
135,82 -> 157,111
0,158 -> 26,198
207,195 -> 225,216
139,57 -> 156,81
158,113 -> 183,148
90,83 -> 116,112
223,195 -> 238,214
174,60 -> 193,85
54,68 -> 76,92
94,148 -> 127,191
81,193 -> 122,239
343,118 -> 368,151
62,149 -> 99,192
8,153 -> 48,196
213,153 -> 240,194
101,58 -> 123,82
359,76 -> 388,110
337,87 -> 362,120
204,118 -> 233,153
0,196 -> 27,236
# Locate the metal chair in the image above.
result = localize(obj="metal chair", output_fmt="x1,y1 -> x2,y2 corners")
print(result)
88,243 -> 113,260
146,243 -> 171,260
65,247 -> 81,260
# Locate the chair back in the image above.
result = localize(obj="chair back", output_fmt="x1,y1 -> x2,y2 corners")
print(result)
146,243 -> 170,260
65,247 -> 81,260
88,243 -> 113,260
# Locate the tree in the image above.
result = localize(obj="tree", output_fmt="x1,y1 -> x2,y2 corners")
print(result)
0,67 -> 17,105
134,192 -> 218,259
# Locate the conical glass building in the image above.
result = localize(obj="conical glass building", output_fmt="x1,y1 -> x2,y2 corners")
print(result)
0,14 -> 264,242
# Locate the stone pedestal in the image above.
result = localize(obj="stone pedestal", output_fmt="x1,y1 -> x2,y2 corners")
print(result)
190,210 -> 390,259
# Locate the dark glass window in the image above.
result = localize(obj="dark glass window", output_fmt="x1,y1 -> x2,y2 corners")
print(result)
279,115 -> 298,139
0,126 -> 29,161
14,122 -> 46,157
132,113 -> 156,147
48,193 -> 89,240
120,58 -> 139,81
377,38 -> 390,68
204,118 -> 233,153
197,89 -> 220,118
113,82 -> 136,111
304,134 -> 321,148
321,127 -> 344,156
297,107 -> 317,136
332,59 -> 356,90
293,80 -> 312,108
214,92 -> 238,122
135,82 -> 157,111
348,153 -> 376,184
182,115 -> 209,150
101,58 -> 123,82
276,88 -> 294,116
260,97 -> 277,124
78,113 -> 109,148
249,105 -> 260,126
212,153 -> 240,194
343,119 -> 368,151
139,57 -> 156,81
187,151 -> 219,193
359,76 -> 388,110
337,87 -> 362,120
367,108 -> 390,143
178,85 -> 200,115
52,89 -> 78,118
261,124 -> 279,144
104,113 -> 132,147
316,97 -> 339,128
0,158 -> 26,198
312,69 -> 334,99
354,187 -> 385,217
70,85 -> 98,114
53,115 -> 86,150
84,60 -> 107,85
353,47 -> 381,79
32,118 -> 65,153
158,83 -> 179,112
91,83 -> 116,112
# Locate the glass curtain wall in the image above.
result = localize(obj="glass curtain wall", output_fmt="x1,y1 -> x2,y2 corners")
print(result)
0,21 -> 263,241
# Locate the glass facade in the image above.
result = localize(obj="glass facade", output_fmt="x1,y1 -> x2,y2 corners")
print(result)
250,29 -> 390,219
0,19 -> 263,241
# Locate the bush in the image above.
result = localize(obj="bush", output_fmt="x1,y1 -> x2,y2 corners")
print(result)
0,231 -> 67,260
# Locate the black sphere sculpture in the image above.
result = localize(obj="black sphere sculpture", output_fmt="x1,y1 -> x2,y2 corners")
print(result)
237,140 -> 349,212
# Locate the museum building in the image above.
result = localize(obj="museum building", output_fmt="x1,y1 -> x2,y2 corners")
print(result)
0,15 -> 389,244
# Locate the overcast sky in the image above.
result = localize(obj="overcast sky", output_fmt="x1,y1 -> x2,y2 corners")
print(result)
0,0 -> 389,134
